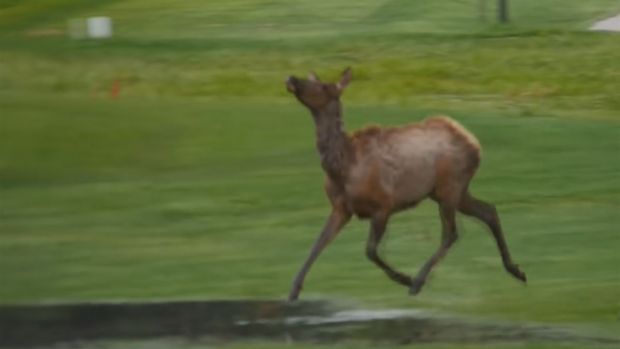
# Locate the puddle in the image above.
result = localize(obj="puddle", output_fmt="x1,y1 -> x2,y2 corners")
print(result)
0,300 -> 618,347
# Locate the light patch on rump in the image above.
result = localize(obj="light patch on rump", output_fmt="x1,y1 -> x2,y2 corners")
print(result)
422,116 -> 482,158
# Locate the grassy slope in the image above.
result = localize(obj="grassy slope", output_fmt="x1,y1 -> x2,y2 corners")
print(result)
0,0 -> 619,340
3,0 -> 620,36
1,1 -> 619,115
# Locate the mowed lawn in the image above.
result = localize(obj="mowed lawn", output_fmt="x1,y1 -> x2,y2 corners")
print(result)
1,93 -> 619,327
0,1 -> 619,347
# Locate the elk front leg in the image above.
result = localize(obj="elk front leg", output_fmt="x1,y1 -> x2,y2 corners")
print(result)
410,203 -> 458,295
366,215 -> 413,287
288,209 -> 350,301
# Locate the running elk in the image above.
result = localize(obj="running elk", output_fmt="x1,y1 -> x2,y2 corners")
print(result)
285,68 -> 526,301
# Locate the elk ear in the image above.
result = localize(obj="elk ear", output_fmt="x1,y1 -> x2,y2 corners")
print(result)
308,72 -> 320,82
336,67 -> 352,91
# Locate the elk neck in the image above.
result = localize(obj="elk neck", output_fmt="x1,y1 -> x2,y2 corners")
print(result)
310,100 -> 354,184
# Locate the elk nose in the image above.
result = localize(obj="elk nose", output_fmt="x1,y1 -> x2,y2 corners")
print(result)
286,76 -> 297,92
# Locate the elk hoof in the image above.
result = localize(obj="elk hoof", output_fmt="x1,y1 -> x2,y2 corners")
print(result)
508,264 -> 527,283
287,293 -> 299,302
287,284 -> 303,302
409,278 -> 425,295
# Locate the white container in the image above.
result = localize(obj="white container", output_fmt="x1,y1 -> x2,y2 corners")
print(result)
87,17 -> 113,39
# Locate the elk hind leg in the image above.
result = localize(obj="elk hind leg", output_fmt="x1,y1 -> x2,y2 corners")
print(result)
366,215 -> 413,287
459,192 -> 527,283
410,159 -> 464,295
410,201 -> 458,295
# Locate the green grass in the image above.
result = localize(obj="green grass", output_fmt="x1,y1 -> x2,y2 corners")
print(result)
1,1 -> 619,114
1,94 -> 618,328
0,0 -> 619,346
1,33 -> 619,115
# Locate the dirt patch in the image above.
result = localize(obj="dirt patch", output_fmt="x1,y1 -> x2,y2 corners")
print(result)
23,28 -> 65,37
0,300 -> 618,347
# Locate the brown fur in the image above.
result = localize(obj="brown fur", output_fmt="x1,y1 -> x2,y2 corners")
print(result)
285,68 -> 526,301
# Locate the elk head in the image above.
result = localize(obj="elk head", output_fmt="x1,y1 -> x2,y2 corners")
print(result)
286,67 -> 352,112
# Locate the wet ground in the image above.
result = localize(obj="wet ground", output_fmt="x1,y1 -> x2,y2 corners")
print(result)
1,300 -> 618,347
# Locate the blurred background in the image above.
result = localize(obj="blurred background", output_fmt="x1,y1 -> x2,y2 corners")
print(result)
0,1 -> 619,348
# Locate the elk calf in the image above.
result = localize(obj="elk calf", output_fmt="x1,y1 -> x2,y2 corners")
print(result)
285,68 -> 526,301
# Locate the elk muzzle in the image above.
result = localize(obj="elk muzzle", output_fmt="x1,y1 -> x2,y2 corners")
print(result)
286,76 -> 298,93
